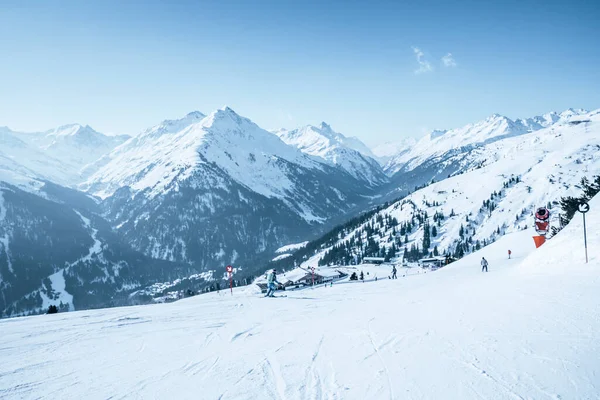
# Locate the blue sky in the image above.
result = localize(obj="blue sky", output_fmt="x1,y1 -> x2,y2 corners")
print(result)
0,0 -> 599,146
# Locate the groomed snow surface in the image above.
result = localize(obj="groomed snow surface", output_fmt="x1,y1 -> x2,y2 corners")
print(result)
1,198 -> 599,399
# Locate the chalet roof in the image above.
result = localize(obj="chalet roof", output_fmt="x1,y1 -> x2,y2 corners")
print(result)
315,268 -> 344,278
281,269 -> 311,283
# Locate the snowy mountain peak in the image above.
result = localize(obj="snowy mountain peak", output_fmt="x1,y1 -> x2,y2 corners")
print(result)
139,111 -> 206,139
209,106 -> 246,125
516,109 -> 588,131
318,121 -> 333,132
185,111 -> 206,119
429,129 -> 448,140
83,107 -> 330,201
486,113 -> 513,125
559,108 -> 588,120
275,123 -> 386,184
200,106 -> 255,134
38,124 -> 128,150
212,106 -> 249,123
45,123 -> 97,138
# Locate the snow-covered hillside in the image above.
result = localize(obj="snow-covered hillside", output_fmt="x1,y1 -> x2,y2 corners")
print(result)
1,193 -> 598,399
275,122 -> 387,185
293,109 -> 600,269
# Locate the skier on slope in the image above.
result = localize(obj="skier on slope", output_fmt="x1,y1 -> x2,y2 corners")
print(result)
481,257 -> 489,273
391,265 -> 397,279
265,269 -> 281,297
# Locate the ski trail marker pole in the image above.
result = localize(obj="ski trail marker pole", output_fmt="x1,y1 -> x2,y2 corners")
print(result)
583,213 -> 588,263
577,202 -> 590,264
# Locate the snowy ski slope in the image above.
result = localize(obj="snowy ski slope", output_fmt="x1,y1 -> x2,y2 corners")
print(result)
1,194 -> 599,399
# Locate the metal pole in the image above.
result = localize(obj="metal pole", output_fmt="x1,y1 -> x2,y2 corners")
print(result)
583,213 -> 588,264
230,272 -> 233,295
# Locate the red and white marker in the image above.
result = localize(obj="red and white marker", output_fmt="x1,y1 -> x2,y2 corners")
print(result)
226,265 -> 233,294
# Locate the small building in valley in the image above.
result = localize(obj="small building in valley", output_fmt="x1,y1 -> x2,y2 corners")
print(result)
362,257 -> 386,265
418,256 -> 455,270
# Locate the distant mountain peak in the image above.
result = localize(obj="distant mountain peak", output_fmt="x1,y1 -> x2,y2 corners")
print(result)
318,121 -> 333,131
429,129 -> 448,140
185,111 -> 206,119
139,110 -> 207,139
215,106 -> 241,118
204,106 -> 248,128
275,122 -> 386,184
214,106 -> 240,117
55,122 -> 83,130
44,124 -> 104,139
484,113 -> 513,125
559,108 -> 588,119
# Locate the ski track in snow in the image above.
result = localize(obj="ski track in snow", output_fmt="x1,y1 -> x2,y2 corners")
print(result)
367,318 -> 394,400
1,204 -> 600,399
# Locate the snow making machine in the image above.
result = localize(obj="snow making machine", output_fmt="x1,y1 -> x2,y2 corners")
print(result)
534,207 -> 551,235
532,206 -> 551,248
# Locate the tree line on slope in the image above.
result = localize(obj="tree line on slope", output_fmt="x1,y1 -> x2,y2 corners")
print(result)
264,171 -> 573,275
556,175 -> 600,233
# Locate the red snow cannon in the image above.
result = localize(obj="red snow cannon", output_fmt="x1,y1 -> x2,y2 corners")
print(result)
534,207 -> 550,236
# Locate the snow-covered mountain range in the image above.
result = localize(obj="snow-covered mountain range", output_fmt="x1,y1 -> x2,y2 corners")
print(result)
384,108 -> 589,176
1,105 -> 598,316
0,124 -> 129,189
80,108 -> 384,276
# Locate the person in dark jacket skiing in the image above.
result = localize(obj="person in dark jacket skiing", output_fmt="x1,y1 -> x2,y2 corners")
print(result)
265,269 -> 281,297
391,266 -> 397,279
481,257 -> 489,272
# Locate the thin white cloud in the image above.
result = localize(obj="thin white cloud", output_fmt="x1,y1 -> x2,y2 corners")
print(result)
442,53 -> 457,67
412,46 -> 433,74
